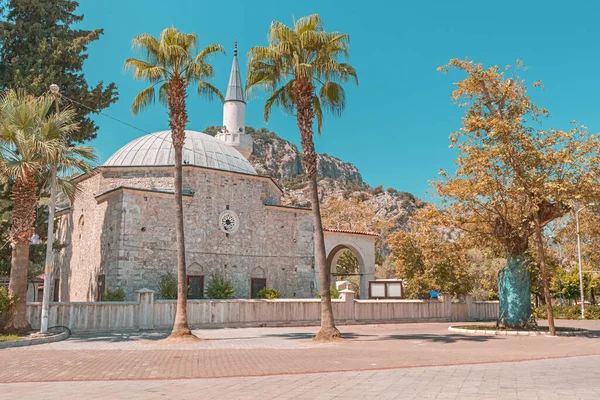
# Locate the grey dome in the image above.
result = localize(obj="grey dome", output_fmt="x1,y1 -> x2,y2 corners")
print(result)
103,130 -> 256,175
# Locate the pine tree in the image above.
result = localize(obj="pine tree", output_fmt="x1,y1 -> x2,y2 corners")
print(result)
0,0 -> 118,143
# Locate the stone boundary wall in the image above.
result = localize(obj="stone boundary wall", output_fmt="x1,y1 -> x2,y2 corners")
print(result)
26,290 -> 499,333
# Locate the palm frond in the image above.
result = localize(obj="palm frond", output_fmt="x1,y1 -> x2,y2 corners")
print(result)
294,14 -> 323,35
123,58 -> 166,82
319,81 -> 346,116
197,81 -> 224,102
131,86 -> 156,115
158,82 -> 170,107
313,95 -> 323,134
195,44 -> 226,63
132,33 -> 161,64
264,80 -> 295,122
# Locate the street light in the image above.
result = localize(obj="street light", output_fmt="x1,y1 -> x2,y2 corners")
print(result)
575,202 -> 596,319
40,84 -> 60,333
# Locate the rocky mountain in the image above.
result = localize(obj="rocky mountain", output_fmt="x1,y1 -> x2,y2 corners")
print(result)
203,126 -> 425,232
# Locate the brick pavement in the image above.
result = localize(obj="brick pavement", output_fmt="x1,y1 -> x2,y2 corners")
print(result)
1,321 -> 599,384
1,355 -> 599,399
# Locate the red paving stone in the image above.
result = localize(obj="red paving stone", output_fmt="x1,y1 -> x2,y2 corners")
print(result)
1,321 -> 599,383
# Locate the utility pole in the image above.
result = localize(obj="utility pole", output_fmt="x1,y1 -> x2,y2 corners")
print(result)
575,202 -> 596,320
40,84 -> 60,333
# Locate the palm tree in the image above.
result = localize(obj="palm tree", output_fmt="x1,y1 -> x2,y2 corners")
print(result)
0,90 -> 80,334
124,28 -> 224,339
246,14 -> 358,340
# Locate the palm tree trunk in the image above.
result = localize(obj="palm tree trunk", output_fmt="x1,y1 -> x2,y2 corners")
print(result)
294,78 -> 340,341
534,213 -> 556,335
166,74 -> 193,339
1,172 -> 37,334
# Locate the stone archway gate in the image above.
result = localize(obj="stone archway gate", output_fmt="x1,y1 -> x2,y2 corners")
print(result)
320,228 -> 378,299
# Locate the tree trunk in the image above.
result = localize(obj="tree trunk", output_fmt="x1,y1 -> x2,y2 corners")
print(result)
166,74 -> 193,339
1,172 -> 37,334
534,214 -> 555,335
497,253 -> 532,329
293,78 -> 340,341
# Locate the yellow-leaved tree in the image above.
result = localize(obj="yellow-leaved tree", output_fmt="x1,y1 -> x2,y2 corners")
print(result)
433,59 -> 600,334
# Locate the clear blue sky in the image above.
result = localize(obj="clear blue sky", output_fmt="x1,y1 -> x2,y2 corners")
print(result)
76,0 -> 600,200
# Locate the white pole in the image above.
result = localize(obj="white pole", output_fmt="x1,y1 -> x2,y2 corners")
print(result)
576,207 -> 585,319
40,84 -> 60,333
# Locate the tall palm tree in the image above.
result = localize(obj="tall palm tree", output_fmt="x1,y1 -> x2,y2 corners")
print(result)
124,28 -> 224,339
0,90 -> 80,334
246,14 -> 358,340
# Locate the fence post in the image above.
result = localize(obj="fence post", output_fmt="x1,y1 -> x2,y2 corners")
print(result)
439,292 -> 452,320
465,295 -> 474,321
136,288 -> 154,330
339,289 -> 356,321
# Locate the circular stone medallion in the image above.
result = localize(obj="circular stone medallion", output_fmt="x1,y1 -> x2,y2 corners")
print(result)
219,210 -> 239,234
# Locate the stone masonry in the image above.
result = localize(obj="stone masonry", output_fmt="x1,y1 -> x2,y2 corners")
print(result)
55,165 -> 317,301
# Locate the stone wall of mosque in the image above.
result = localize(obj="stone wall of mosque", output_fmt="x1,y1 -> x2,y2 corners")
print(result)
55,173 -> 123,302
55,166 -> 317,301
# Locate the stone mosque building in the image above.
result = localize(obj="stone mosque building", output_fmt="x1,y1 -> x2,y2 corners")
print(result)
53,47 -> 377,302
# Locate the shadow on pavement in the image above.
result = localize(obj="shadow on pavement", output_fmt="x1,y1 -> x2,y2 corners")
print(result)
380,333 -> 499,343
265,332 -> 371,340
70,332 -> 166,343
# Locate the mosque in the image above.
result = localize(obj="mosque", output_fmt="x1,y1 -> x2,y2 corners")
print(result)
53,47 -> 377,302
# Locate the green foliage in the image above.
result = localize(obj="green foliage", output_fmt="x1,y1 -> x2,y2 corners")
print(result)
124,27 -> 224,115
396,191 -> 417,204
283,174 -> 308,190
257,288 -> 281,299
314,285 -> 340,299
0,0 -> 118,143
356,192 -> 369,202
246,14 -> 358,133
335,250 -> 359,276
550,268 -> 595,302
0,334 -> 23,342
101,288 -> 126,302
369,185 -> 384,196
206,272 -> 235,299
533,305 -> 600,320
158,272 -> 177,300
0,286 -> 14,318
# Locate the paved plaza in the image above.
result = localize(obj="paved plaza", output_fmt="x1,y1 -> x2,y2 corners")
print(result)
1,321 -> 599,399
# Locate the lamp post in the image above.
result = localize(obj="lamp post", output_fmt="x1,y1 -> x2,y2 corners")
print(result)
40,84 -> 60,333
575,202 -> 596,319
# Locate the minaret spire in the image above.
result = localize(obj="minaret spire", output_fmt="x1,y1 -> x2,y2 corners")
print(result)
217,40 -> 252,159
225,40 -> 245,103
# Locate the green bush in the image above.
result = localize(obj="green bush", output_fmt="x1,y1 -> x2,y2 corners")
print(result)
369,185 -> 384,196
206,272 -> 235,299
314,285 -> 340,299
257,288 -> 281,299
534,305 -> 600,320
159,272 -> 178,299
0,286 -> 14,318
102,288 -> 126,302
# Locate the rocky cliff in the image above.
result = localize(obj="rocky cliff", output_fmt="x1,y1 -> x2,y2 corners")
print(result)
203,126 -> 425,232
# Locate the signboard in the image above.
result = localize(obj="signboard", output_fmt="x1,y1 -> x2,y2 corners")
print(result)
368,280 -> 403,299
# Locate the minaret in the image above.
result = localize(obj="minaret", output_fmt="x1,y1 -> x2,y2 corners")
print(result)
217,41 -> 252,159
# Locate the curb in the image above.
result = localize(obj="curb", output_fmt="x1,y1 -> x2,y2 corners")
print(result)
448,326 -> 589,337
0,330 -> 69,349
